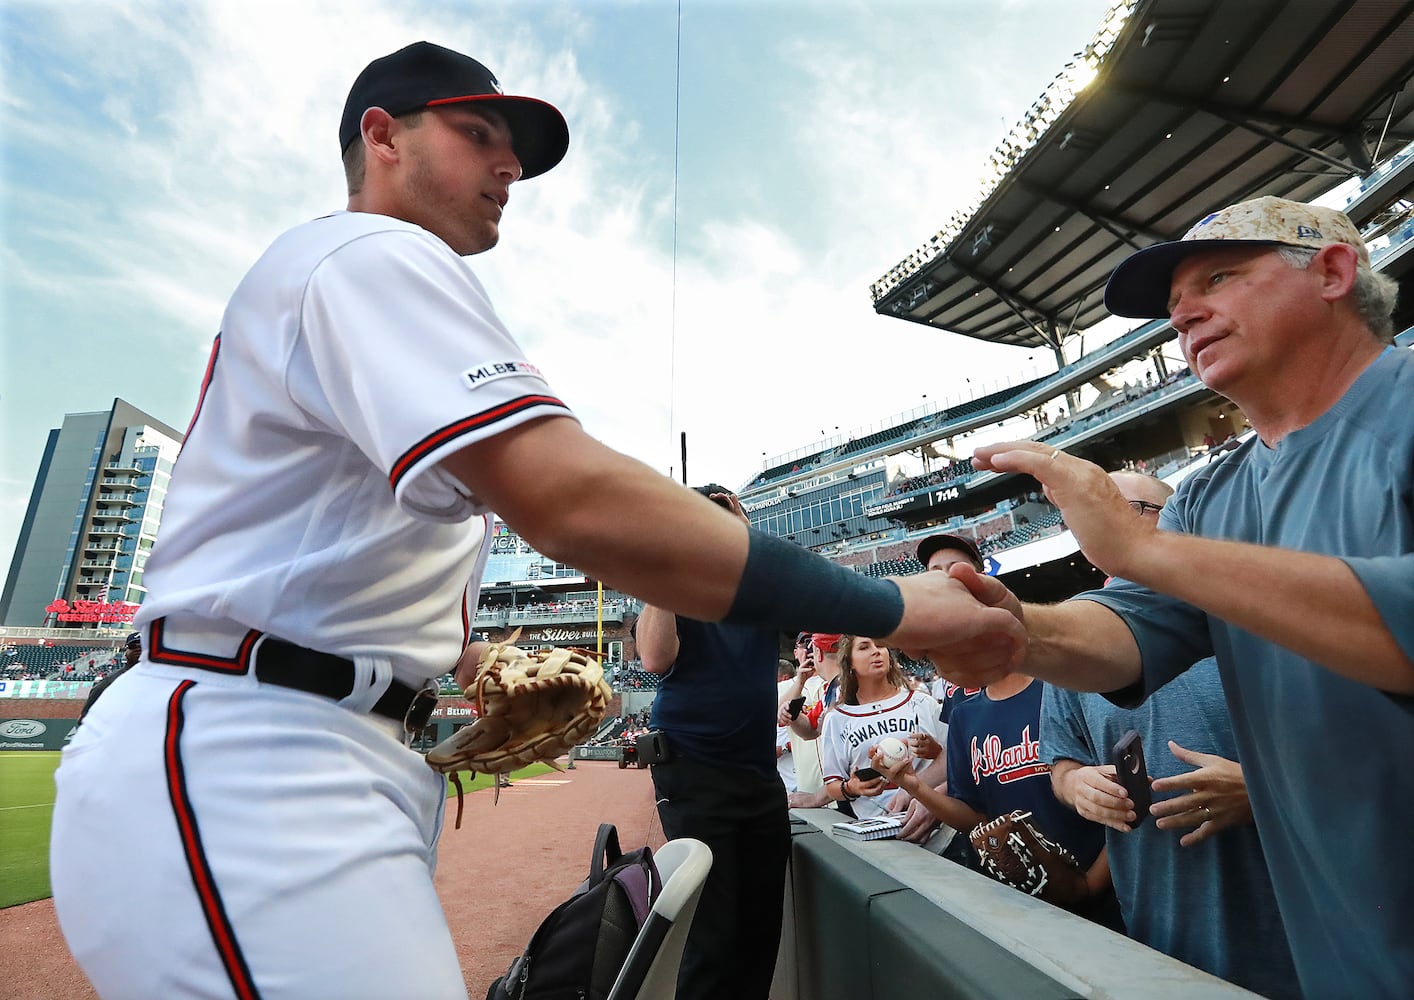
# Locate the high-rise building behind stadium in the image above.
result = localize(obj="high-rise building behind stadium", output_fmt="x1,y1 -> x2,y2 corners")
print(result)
1,399 -> 183,628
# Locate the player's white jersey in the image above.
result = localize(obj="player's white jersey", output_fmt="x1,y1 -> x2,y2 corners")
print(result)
820,687 -> 946,820
137,211 -> 575,681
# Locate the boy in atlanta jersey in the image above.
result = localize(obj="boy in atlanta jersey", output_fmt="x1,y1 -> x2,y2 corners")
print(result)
875,670 -> 1117,923
48,41 -> 1024,1000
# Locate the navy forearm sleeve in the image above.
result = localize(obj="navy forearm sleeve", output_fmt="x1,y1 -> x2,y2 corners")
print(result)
724,530 -> 904,637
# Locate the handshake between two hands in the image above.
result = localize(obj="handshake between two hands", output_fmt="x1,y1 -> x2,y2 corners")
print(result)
885,561 -> 1027,688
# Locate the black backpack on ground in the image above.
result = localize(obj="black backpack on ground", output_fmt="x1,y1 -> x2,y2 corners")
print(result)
486,823 -> 661,1000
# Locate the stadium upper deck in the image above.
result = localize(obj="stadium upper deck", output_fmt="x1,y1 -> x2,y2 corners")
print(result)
870,0 -> 1414,350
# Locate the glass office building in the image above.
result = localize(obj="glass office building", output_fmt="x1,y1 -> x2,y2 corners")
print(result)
1,399 -> 183,628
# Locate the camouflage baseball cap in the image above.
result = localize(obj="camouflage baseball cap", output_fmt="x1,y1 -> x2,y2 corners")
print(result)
1104,196 -> 1370,319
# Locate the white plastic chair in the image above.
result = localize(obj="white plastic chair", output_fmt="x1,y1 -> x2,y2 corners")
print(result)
606,837 -> 713,1000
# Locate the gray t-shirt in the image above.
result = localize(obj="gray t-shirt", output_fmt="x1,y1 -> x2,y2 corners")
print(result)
1077,347 -> 1414,999
1040,659 -> 1297,997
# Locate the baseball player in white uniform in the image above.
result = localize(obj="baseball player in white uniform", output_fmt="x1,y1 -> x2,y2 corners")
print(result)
48,41 -> 1025,999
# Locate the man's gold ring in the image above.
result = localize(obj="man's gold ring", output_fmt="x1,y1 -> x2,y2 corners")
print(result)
1201,805 -> 1212,819
1048,449 -> 1060,462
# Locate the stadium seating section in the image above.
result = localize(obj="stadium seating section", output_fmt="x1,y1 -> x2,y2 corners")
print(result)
2,641 -> 123,681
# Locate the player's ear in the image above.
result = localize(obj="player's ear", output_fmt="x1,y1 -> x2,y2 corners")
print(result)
360,107 -> 400,167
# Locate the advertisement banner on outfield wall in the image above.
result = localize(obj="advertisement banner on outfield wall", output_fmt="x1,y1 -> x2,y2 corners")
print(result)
0,679 -> 94,699
0,718 -> 80,750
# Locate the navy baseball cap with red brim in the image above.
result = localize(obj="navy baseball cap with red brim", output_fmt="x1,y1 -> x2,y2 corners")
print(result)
340,41 -> 569,180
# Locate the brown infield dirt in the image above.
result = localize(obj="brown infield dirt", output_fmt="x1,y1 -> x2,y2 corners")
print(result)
0,760 -> 661,999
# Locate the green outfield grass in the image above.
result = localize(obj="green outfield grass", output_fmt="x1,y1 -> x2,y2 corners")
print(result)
0,751 -> 563,909
0,751 -> 60,909
442,761 -> 560,797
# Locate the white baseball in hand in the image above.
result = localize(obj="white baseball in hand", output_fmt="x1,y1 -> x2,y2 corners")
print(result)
876,737 -> 909,769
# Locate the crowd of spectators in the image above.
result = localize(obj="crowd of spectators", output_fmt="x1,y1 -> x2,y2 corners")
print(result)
477,597 -> 619,617
581,710 -> 652,749
2,642 -> 126,682
878,367 -> 1197,506
766,503 -> 1312,998
609,663 -> 660,691
885,457 -> 976,498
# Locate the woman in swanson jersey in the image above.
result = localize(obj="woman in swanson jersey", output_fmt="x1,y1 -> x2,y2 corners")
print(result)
819,635 -> 946,820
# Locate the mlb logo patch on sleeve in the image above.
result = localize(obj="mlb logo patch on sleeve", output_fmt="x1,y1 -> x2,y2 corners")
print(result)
462,360 -> 544,391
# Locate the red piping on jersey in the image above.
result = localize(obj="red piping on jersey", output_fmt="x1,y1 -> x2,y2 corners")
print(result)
148,617 -> 263,674
388,394 -> 569,491
164,681 -> 262,1000
461,581 -> 472,646
832,687 -> 920,718
184,334 -> 222,441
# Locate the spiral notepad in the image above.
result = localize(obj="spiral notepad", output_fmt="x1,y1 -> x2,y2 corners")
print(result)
832,816 -> 904,841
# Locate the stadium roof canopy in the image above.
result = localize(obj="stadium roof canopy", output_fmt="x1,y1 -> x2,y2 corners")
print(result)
870,0 -> 1414,354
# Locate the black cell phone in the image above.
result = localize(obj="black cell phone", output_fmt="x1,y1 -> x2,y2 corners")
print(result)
787,696 -> 806,720
854,766 -> 882,781
1111,729 -> 1151,826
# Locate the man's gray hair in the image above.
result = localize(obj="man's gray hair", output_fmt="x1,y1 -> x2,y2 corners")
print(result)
1274,245 -> 1399,341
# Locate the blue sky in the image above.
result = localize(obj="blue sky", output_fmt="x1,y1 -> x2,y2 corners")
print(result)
1,0 -> 1117,571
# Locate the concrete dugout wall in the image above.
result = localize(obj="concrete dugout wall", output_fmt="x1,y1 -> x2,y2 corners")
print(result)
773,809 -> 1261,1000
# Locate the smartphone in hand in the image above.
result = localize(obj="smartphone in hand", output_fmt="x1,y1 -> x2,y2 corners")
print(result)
787,696 -> 806,720
1111,729 -> 1151,827
854,766 -> 882,782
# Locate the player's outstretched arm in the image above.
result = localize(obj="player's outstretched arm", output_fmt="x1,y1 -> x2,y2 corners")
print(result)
445,415 -> 747,620
442,416 -> 1025,666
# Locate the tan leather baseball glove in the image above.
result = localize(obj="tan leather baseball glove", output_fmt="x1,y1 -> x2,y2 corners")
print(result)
426,640 -> 611,826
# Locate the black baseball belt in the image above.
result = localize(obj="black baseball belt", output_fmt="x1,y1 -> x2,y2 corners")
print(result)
254,638 -> 438,733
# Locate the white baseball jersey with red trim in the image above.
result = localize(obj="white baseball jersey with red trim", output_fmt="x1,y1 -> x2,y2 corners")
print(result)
135,210 -> 574,679
819,687 -> 946,820
53,211 -> 575,999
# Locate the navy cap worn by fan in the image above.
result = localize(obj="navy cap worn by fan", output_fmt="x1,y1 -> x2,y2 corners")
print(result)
123,632 -> 142,649
915,533 -> 983,571
339,41 -> 569,180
